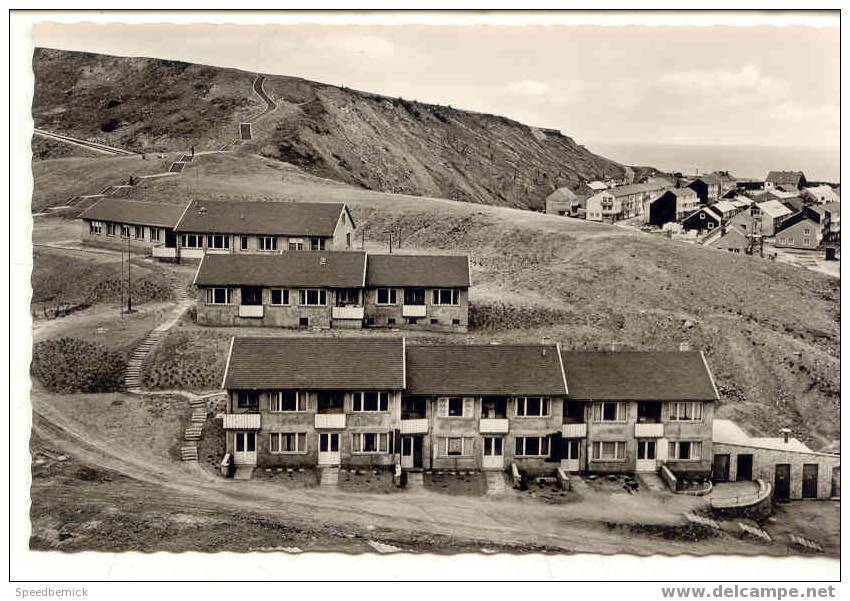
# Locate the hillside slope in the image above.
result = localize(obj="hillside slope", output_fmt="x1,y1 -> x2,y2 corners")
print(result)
31,152 -> 840,451
32,48 -> 630,210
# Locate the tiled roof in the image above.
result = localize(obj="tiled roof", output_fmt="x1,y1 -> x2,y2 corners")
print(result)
366,254 -> 471,288
175,199 -> 348,236
194,252 -> 367,288
766,171 -> 805,185
405,344 -> 567,396
78,198 -> 187,228
223,337 -> 405,390
560,351 -> 719,401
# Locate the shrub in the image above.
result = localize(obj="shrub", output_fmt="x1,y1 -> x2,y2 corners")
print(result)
31,337 -> 126,393
469,301 -> 574,331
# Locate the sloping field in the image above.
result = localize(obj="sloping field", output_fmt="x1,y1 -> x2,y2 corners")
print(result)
31,152 -> 840,451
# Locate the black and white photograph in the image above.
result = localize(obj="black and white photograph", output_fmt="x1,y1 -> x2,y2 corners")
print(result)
7,6 -> 842,587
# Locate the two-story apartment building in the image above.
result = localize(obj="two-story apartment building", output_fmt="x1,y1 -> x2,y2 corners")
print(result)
78,198 -> 185,252
219,339 -> 720,480
193,252 -> 471,332
221,337 -> 406,470
585,181 -> 670,222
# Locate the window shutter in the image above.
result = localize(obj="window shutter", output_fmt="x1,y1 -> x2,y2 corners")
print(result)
693,441 -> 702,460
463,397 -> 474,418
352,434 -> 361,453
438,398 -> 448,417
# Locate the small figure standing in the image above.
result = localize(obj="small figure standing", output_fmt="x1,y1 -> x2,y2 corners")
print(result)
191,146 -> 195,158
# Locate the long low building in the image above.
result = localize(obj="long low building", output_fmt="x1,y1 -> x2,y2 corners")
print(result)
219,338 -> 723,480
79,197 -> 356,260
194,252 -> 471,332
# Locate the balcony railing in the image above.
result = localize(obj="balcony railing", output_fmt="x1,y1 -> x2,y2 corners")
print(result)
315,413 -> 346,429
634,422 -> 664,438
151,245 -> 177,259
223,413 -> 261,430
400,418 -> 429,434
402,304 -> 427,318
479,418 -> 509,434
562,423 -> 587,438
332,306 -> 365,320
238,305 -> 264,318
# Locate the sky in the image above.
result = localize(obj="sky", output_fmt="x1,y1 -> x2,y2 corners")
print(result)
33,16 -> 839,150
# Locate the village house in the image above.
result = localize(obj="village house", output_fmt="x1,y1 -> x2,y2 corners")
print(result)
193,252 -> 471,332
681,206 -> 722,233
577,180 -> 609,197
774,213 -> 823,251
560,351 -> 718,479
710,199 -> 743,222
646,188 -> 700,227
729,200 -> 793,237
544,187 -> 580,216
685,174 -> 723,204
78,198 -> 186,252
706,227 -> 749,254
585,181 -> 670,222
765,170 -> 807,191
712,420 -> 839,500
364,254 -> 471,332
173,199 -> 355,260
802,185 -> 840,205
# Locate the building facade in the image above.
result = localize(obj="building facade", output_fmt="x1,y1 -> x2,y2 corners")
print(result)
79,198 -> 185,253
585,181 -> 670,222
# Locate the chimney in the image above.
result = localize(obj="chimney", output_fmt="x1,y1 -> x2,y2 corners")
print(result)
679,342 -> 691,352
780,428 -> 792,444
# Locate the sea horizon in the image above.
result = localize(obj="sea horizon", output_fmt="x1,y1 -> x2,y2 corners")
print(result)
587,141 -> 840,184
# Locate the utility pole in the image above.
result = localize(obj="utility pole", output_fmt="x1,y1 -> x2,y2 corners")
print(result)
120,245 -> 124,320
126,233 -> 133,313
389,232 -> 393,254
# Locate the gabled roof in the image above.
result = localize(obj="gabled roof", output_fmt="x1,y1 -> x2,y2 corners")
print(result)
713,420 -> 819,454
545,187 -> 578,204
707,227 -> 748,248
405,344 -> 567,396
766,170 -> 805,185
586,181 -> 608,191
175,200 -> 350,236
776,212 -> 819,234
711,200 -> 738,214
223,337 -> 405,390
78,198 -> 187,228
194,251 -> 367,288
366,254 -> 471,288
683,207 -> 722,223
560,351 -> 719,401
756,199 -> 794,219
601,181 -> 670,198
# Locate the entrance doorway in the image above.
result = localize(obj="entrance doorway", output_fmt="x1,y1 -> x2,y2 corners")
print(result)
736,454 -> 753,481
234,431 -> 256,465
774,464 -> 791,500
562,439 -> 580,472
712,453 -> 730,482
636,439 -> 657,472
400,436 -> 423,469
318,432 -> 341,465
802,464 -> 818,499
482,436 -> 504,470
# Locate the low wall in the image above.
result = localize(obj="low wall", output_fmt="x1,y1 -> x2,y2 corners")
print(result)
710,480 -> 774,520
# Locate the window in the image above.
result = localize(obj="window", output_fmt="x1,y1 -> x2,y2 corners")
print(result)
516,397 -> 550,417
336,288 -> 360,306
270,289 -> 290,306
483,437 -> 503,456
182,233 -> 202,248
240,235 -> 249,250
637,440 -> 656,460
89,221 -> 103,235
387,318 -> 396,326
439,437 -> 468,457
377,288 -> 397,305
803,228 -> 811,235
346,233 -> 351,247
515,436 -> 550,457
668,440 -> 702,461
120,225 -> 130,238
207,234 -> 230,249
270,391 -> 307,412
447,397 -> 464,417
432,289 -> 460,305
407,317 -> 418,325
149,227 -> 161,242
299,289 -> 327,306
310,237 -> 326,251
236,390 -> 259,408
403,288 -> 425,305
288,238 -> 304,251
564,439 -> 580,460
133,225 -> 145,240
592,401 -> 627,422
205,288 -> 232,305
352,392 -> 389,412
269,432 -> 307,454
591,441 -> 626,461
352,432 -> 390,454
106,222 -> 117,236
258,236 -> 277,251
298,317 -> 309,327
452,319 -> 461,326
669,402 -> 703,421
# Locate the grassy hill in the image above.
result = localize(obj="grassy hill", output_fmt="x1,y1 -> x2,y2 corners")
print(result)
32,47 -> 634,210
31,152 -> 840,451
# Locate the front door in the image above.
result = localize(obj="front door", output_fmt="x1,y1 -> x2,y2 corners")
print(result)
802,464 -> 818,499
318,432 -> 340,465
562,439 -> 580,472
774,464 -> 791,500
401,436 -> 414,469
636,439 -> 657,472
482,436 -> 504,470
234,431 -> 257,465
736,454 -> 753,481
712,453 -> 730,482
165,229 -> 177,248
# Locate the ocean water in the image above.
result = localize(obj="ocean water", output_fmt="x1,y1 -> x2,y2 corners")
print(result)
587,143 -> 840,183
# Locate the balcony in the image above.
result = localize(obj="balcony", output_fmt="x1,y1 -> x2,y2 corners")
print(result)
238,305 -> 264,318
332,306 -> 365,320
562,423 -> 587,438
315,413 -> 346,429
400,418 -> 429,434
402,304 -> 427,318
479,418 -> 509,434
634,422 -> 664,438
151,245 -> 177,259
222,413 -> 261,430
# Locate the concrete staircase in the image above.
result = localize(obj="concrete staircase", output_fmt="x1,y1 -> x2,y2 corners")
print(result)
123,329 -> 164,392
485,471 -> 507,495
319,467 -> 340,488
637,472 -> 667,493
406,471 -> 424,490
